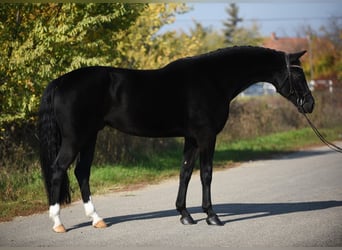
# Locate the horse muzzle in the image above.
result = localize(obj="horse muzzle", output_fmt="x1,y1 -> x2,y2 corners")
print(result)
297,96 -> 315,113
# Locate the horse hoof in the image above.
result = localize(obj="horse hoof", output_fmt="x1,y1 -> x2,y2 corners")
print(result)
180,215 -> 197,225
206,215 -> 224,226
53,224 -> 66,233
94,219 -> 107,228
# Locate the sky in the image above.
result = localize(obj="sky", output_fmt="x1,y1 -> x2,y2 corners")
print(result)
162,1 -> 342,37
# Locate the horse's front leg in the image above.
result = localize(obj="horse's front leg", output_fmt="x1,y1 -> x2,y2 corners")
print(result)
176,137 -> 198,224
199,137 -> 224,226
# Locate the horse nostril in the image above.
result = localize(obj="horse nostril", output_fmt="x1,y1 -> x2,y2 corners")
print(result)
297,98 -> 304,106
303,99 -> 314,113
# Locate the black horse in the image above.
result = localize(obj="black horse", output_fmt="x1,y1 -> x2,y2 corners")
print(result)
38,46 -> 314,232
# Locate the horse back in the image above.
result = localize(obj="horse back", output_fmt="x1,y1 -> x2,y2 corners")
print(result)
104,67 -> 189,137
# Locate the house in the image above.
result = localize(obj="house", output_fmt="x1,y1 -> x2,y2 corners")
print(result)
263,32 -> 309,54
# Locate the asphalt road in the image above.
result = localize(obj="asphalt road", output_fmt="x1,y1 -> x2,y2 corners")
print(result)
1,143 -> 342,247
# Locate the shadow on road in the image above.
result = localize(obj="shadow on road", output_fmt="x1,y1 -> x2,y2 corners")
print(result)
214,146 -> 336,165
278,148 -> 336,160
70,200 -> 342,230
212,200 -> 342,224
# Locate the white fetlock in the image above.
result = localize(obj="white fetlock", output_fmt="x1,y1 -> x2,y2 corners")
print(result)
49,203 -> 66,233
84,196 -> 107,228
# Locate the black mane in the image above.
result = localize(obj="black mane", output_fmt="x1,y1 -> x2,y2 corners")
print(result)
166,46 -> 286,71
189,46 -> 283,60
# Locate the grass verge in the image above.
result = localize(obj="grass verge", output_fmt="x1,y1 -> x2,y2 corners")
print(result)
1,126 -> 341,222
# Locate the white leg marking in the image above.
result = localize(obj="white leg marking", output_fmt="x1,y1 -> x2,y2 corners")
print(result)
49,203 -> 62,229
84,196 -> 103,226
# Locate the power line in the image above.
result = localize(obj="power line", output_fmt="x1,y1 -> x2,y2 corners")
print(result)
175,16 -> 342,23
245,16 -> 342,22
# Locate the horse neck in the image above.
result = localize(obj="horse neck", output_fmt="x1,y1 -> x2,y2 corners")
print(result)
213,50 -> 284,100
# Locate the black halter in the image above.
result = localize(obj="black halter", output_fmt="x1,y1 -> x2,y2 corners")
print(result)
280,54 -> 342,153
278,54 -> 310,105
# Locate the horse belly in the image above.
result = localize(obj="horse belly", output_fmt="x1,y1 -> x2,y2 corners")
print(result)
104,103 -> 186,138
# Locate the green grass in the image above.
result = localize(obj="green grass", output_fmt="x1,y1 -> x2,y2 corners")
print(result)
215,127 -> 341,164
215,126 -> 342,165
1,126 -> 341,221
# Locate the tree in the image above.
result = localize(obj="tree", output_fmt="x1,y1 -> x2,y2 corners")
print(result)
189,21 -> 225,54
222,3 -> 262,47
230,23 -> 262,46
113,3 -> 204,69
0,3 -> 144,125
319,18 -> 342,82
301,19 -> 342,82
223,3 -> 243,45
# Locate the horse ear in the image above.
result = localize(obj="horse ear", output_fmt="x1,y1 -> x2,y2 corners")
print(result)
290,50 -> 306,62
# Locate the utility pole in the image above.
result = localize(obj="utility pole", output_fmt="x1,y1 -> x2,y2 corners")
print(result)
307,33 -> 314,82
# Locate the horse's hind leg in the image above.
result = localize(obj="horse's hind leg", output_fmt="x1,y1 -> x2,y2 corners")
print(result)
176,137 -> 198,224
74,134 -> 107,229
49,139 -> 78,233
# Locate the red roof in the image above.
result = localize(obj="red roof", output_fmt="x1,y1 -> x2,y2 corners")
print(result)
263,32 -> 309,53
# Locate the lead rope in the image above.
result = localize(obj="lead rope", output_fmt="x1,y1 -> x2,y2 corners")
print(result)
285,54 -> 342,154
302,113 -> 342,153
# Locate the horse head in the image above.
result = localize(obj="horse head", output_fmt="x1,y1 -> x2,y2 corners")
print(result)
276,51 -> 315,114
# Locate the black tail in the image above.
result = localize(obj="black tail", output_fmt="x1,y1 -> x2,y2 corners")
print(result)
38,80 -> 71,205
